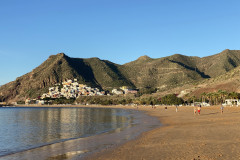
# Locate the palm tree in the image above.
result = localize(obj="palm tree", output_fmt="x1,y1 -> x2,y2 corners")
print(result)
206,92 -> 213,105
228,92 -> 239,105
217,90 -> 228,104
221,90 -> 228,103
212,92 -> 219,105
217,90 -> 223,104
191,96 -> 197,105
201,92 -> 207,103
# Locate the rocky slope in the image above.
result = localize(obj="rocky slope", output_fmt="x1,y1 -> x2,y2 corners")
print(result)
1,49 -> 240,102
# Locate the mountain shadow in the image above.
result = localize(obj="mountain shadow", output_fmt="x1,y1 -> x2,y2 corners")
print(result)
169,60 -> 210,78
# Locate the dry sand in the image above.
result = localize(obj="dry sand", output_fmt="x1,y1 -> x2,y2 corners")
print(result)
86,106 -> 240,160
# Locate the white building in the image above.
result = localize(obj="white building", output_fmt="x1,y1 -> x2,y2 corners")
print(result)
112,89 -> 123,95
223,99 -> 240,106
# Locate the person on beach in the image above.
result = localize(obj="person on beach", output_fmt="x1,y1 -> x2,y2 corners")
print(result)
197,105 -> 201,115
150,101 -> 154,109
194,107 -> 197,115
165,106 -> 167,110
175,105 -> 178,112
221,105 -> 224,114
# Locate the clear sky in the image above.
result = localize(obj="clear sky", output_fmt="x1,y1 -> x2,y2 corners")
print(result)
1,0 -> 240,85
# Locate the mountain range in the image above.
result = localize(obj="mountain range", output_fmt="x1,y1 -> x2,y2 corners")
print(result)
1,49 -> 240,102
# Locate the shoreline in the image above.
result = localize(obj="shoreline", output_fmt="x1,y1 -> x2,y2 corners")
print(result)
0,105 -> 160,160
87,105 -> 240,160
15,104 -> 143,108
5,105 -> 240,159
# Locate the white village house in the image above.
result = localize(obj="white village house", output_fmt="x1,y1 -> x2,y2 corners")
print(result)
223,99 -> 240,106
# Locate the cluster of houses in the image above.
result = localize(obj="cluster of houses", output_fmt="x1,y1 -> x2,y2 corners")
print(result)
24,79 -> 138,105
41,79 -> 105,99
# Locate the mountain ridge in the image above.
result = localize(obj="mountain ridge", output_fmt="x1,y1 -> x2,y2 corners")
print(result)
1,49 -> 240,102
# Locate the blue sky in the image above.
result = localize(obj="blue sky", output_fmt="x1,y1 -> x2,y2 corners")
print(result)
1,0 -> 240,85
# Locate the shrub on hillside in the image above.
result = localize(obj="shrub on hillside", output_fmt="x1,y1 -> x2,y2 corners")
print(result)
160,94 -> 184,105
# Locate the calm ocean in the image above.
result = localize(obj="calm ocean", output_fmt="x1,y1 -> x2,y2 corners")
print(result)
0,107 -> 135,157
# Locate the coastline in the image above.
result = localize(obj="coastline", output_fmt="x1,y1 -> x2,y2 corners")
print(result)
87,105 -> 240,160
5,105 -> 240,159
14,104 -> 141,109
1,105 -> 160,160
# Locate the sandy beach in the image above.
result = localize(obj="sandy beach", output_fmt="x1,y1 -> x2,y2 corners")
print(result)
1,105 -> 159,160
86,106 -> 240,160
9,105 -> 240,159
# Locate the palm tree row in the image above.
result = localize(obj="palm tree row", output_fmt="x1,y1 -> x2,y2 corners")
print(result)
200,90 -> 240,105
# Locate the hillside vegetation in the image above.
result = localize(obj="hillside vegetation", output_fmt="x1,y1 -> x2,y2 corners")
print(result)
1,49 -> 240,102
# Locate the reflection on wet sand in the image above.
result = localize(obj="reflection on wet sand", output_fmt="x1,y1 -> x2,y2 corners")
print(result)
47,150 -> 88,160
0,107 -> 133,158
1,109 -> 159,160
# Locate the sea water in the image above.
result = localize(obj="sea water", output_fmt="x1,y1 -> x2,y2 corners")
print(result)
0,107 -> 134,157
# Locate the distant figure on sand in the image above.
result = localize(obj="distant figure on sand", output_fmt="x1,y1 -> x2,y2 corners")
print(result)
165,106 -> 167,110
176,105 -> 178,112
221,105 -> 224,114
194,107 -> 197,115
150,101 -> 153,108
197,105 -> 201,115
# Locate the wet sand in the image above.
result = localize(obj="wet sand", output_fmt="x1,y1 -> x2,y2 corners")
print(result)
10,105 -> 240,159
1,105 -> 159,160
87,106 -> 240,160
